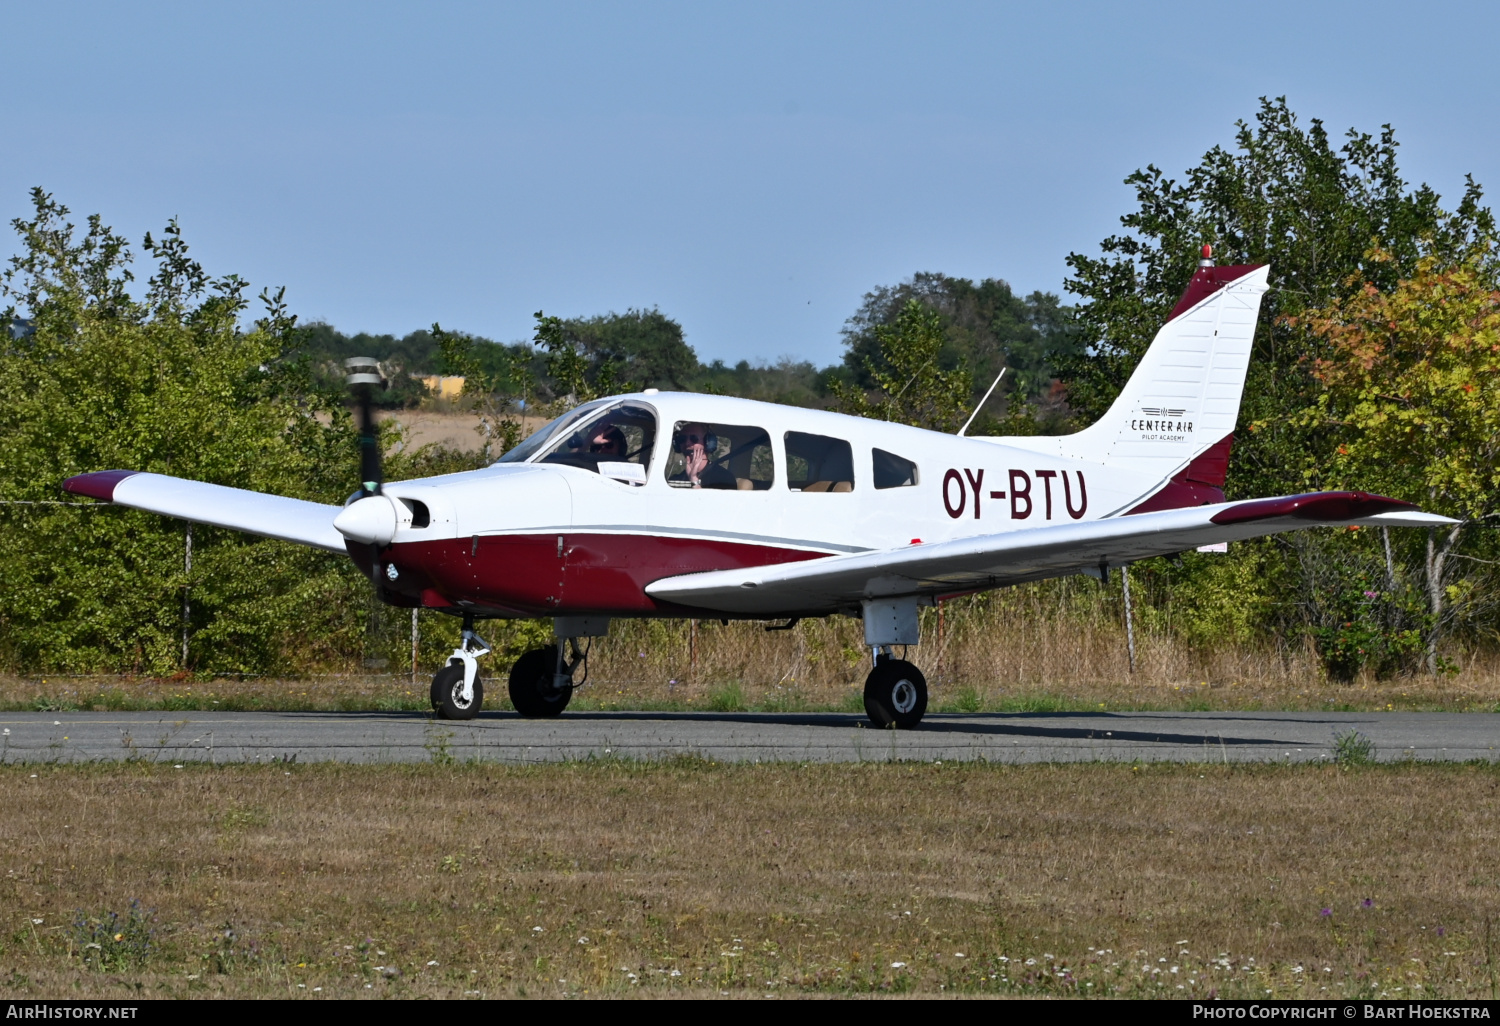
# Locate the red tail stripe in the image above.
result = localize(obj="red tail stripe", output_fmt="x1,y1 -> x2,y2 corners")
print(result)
1168,263 -> 1264,321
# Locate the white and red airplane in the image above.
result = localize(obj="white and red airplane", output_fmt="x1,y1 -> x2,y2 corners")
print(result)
62,252 -> 1453,726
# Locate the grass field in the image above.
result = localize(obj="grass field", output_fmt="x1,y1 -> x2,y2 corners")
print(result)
2,760 -> 1498,999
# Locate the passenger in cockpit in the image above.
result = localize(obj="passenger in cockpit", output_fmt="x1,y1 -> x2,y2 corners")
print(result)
673,423 -> 735,489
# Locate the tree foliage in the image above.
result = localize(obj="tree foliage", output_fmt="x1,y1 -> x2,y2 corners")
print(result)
560,307 -> 696,391
1062,95 -> 1496,500
841,272 -> 1078,429
0,189 -> 365,674
1296,252 -> 1500,668
1062,97 -> 1500,678
831,299 -> 973,432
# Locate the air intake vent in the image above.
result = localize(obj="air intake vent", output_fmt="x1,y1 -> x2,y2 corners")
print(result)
399,498 -> 431,529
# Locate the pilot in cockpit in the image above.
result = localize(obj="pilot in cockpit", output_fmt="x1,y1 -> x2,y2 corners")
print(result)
586,421 -> 627,459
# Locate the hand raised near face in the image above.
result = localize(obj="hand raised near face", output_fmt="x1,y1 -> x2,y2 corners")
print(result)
684,443 -> 709,486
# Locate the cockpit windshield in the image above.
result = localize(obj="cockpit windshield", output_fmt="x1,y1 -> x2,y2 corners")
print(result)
494,400 -> 611,465
534,402 -> 658,485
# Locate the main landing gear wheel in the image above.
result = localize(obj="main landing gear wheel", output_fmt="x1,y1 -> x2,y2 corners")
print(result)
508,646 -> 574,718
864,658 -> 927,729
431,661 -> 484,720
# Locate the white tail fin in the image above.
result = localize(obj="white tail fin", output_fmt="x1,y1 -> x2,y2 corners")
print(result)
985,261 -> 1270,490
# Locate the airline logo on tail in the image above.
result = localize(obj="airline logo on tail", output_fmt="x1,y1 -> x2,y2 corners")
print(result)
1131,407 -> 1194,441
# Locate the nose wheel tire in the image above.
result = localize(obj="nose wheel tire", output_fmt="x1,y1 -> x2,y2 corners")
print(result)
508,646 -> 574,718
864,659 -> 927,729
431,662 -> 483,720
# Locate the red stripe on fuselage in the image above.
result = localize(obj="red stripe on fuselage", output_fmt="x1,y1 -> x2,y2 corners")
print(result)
374,532 -> 830,617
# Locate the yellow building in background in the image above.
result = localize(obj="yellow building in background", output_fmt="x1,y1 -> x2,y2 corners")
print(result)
415,374 -> 466,400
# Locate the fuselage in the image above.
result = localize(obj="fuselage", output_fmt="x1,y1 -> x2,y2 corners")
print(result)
364,391 -> 1174,619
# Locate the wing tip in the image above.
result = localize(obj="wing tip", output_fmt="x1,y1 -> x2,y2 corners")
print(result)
1211,491 -> 1419,526
62,470 -> 140,502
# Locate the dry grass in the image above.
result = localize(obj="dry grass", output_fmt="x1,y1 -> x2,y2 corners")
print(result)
10,582 -> 1500,714
379,408 -> 554,453
578,612 -> 1500,713
2,760 -> 1499,998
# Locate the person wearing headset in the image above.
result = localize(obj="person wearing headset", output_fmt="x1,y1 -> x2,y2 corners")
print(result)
586,421 -> 627,458
673,423 -> 735,489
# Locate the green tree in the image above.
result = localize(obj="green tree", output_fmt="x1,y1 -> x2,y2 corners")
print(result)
1060,95 -> 1495,500
0,189 -> 364,674
1297,252 -> 1500,671
1060,98 -> 1500,680
560,307 -> 696,391
831,299 -> 973,432
841,272 -> 1078,429
533,310 -> 615,406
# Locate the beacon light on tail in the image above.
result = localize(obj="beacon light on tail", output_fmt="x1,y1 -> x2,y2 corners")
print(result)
63,253 -> 1455,727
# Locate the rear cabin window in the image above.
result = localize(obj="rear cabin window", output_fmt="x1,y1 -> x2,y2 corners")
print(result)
872,448 -> 919,489
536,402 -> 657,485
786,432 -> 855,492
665,422 -> 775,490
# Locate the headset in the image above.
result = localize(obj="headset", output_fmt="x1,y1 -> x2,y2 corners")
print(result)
672,426 -> 719,455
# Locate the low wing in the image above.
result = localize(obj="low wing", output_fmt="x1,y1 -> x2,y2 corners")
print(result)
63,471 -> 347,553
645,491 -> 1456,616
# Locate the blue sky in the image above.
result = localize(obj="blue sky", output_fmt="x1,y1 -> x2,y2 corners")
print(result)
3,1 -> 1497,366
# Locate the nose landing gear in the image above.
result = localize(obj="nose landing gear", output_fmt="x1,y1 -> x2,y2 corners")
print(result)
431,619 -> 492,720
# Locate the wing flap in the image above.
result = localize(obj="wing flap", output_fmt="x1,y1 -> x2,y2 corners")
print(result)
644,491 -> 1456,616
63,471 -> 347,552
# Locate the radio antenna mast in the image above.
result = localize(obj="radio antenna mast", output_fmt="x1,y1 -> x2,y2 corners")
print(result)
957,367 -> 1006,437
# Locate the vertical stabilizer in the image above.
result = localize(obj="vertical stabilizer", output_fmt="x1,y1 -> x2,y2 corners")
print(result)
980,253 -> 1269,512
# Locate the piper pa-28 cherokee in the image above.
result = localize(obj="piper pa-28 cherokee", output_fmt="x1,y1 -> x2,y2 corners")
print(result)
63,250 -> 1453,727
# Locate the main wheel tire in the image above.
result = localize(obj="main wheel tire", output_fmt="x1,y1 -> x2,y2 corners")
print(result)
433,661 -> 484,720
508,646 -> 573,718
863,659 -> 927,729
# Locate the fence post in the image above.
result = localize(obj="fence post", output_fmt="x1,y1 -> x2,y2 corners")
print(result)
411,607 -> 419,684
181,524 -> 192,668
936,599 -> 945,678
1121,564 -> 1137,674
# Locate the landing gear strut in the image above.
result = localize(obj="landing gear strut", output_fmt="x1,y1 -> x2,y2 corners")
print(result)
508,638 -> 587,717
860,597 -> 928,729
431,615 -> 491,720
863,650 -> 928,729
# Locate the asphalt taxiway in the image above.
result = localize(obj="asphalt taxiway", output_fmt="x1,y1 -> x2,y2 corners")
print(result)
0,710 -> 1493,764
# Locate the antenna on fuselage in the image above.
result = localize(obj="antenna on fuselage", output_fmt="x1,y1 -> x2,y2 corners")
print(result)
957,367 -> 1006,437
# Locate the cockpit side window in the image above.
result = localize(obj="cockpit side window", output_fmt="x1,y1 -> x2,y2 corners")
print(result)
786,432 -> 855,492
535,403 -> 657,485
872,448 -> 919,489
665,422 -> 774,490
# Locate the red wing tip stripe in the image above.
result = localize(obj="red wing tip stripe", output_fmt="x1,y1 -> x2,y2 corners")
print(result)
61,470 -> 140,502
1210,491 -> 1416,526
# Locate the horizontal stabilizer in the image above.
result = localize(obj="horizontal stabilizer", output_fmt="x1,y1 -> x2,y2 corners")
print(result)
644,491 -> 1455,616
63,471 -> 346,552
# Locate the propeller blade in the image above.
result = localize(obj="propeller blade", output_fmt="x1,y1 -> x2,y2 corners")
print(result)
344,357 -> 386,498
